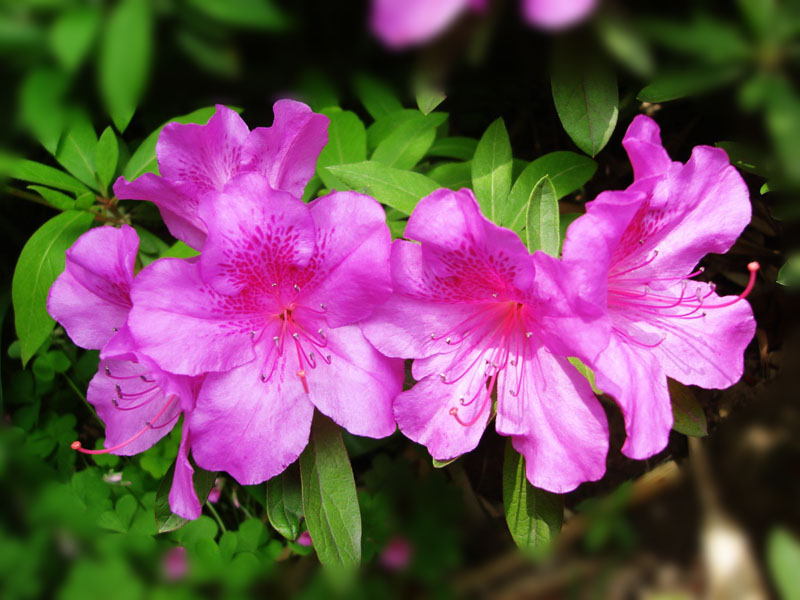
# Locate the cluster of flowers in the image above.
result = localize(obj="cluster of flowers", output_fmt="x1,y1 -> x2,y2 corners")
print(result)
48,100 -> 757,520
371,0 -> 597,48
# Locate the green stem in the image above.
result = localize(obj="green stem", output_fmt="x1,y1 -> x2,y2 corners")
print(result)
206,501 -> 228,534
63,373 -> 102,426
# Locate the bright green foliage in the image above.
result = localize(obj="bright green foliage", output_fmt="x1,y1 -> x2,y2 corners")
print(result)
95,127 -> 119,194
668,379 -> 708,438
300,413 -> 362,572
524,175 -> 560,256
502,442 -> 563,556
471,118 -> 513,223
187,0 -> 289,30
767,527 -> 800,600
266,466 -> 304,540
316,110 -> 367,189
12,211 -> 93,365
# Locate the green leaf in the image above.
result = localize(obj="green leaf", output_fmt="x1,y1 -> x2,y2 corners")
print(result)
427,161 -> 472,190
668,378 -> 707,437
551,44 -> 618,157
428,136 -> 478,161
567,356 -> 601,394
767,527 -> 800,600
415,81 -> 447,115
596,12 -> 654,78
154,459 -> 217,533
777,254 -> 800,287
372,113 -> 443,170
316,110 -> 367,189
366,109 -> 425,152
122,106 -> 220,181
96,127 -> 119,194
49,5 -> 100,71
502,151 -> 597,232
502,441 -> 563,556
266,465 -> 304,540
18,68 -> 67,155
353,74 -> 404,121
12,211 -> 93,365
27,186 -> 75,211
471,118 -> 513,223
432,457 -> 458,468
187,0 -> 289,31
524,176 -> 560,256
237,518 -> 267,553
715,141 -> 771,176
637,66 -> 742,103
99,0 -> 152,132
300,412 -> 361,571
55,110 -> 98,190
639,15 -> 751,64
161,241 -> 200,259
176,29 -> 240,79
326,161 -> 439,215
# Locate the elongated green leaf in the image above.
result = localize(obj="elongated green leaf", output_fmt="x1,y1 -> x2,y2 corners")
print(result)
503,151 -> 596,232
266,465 -> 304,540
637,65 -> 742,103
427,161 -> 472,190
316,110 -> 366,189
668,378 -> 707,437
639,15 -> 750,64
416,81 -> 446,115
767,527 -> 800,600
327,161 -> 439,215
19,68 -> 67,155
27,185 -> 75,211
777,254 -> 800,287
525,175 -> 560,256
353,74 -> 404,121
471,118 -> 512,223
99,0 -> 152,132
300,412 -> 361,571
12,211 -> 93,365
155,460 -> 217,533
187,0 -> 289,30
503,441 -> 563,555
366,109 -> 425,151
3,159 -> 89,195
551,45 -> 618,157
95,127 -> 119,194
596,12 -> 654,78
372,114 -> 441,170
49,5 -> 100,71
122,106 -> 220,181
428,136 -> 478,161
55,110 -> 98,189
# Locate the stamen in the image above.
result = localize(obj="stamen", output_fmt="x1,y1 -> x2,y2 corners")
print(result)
293,284 -> 301,292
104,366 -> 154,383
71,395 -> 177,454
700,262 -> 759,308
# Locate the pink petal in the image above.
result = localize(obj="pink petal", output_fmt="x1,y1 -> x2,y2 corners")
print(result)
47,225 -> 138,350
394,355 -> 491,461
621,115 -> 673,181
88,358 -> 182,455
190,360 -> 315,485
370,0 -> 472,48
242,99 -> 328,199
591,333 -> 673,460
113,174 -> 207,250
128,258 -> 259,376
169,419 -> 201,520
522,0 -> 597,30
197,173 -> 316,296
300,191 -> 393,328
507,351 -> 608,493
304,324 -> 400,438
405,188 -> 534,293
650,282 -> 756,390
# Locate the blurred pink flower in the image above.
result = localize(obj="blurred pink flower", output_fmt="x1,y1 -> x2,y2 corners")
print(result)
163,546 -> 188,580
522,0 -> 597,29
380,536 -> 413,571
562,115 -> 757,459
297,531 -> 313,547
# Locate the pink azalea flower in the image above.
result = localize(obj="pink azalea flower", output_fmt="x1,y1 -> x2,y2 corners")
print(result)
370,0 -> 595,48
379,536 -> 413,571
47,225 -> 202,519
113,101 -> 328,250
561,115 -> 757,460
128,173 -> 402,485
362,188 -> 610,493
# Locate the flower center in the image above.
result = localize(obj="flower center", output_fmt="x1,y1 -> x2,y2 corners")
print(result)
429,299 -> 533,427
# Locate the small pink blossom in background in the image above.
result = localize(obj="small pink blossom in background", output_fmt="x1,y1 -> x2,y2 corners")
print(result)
114,101 -> 328,250
207,478 -> 223,504
47,225 -> 203,520
561,115 -> 756,460
163,546 -> 188,581
380,536 -> 413,571
128,172 -> 402,486
297,531 -> 312,547
370,0 -> 595,48
363,188 -> 610,493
